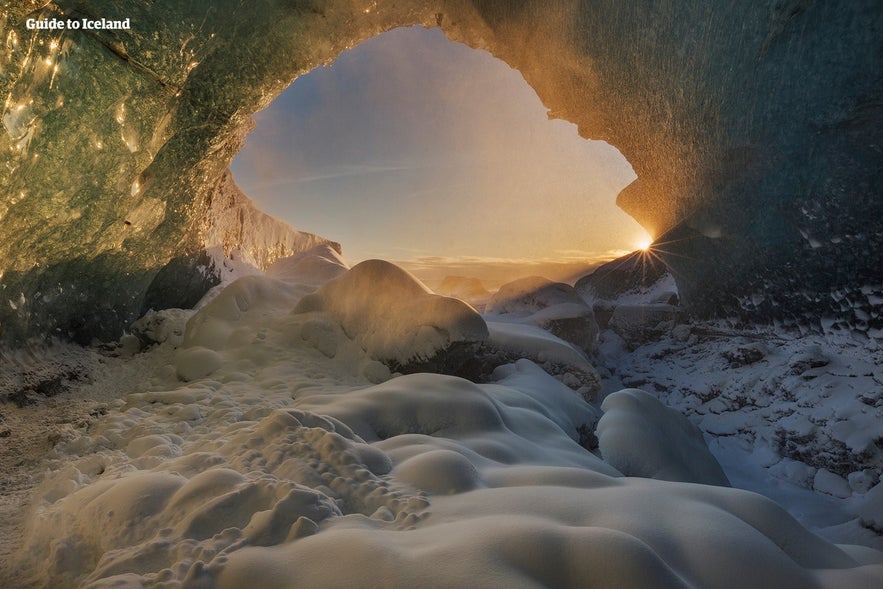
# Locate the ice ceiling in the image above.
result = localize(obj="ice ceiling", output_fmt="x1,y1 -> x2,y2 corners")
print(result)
0,0 -> 880,343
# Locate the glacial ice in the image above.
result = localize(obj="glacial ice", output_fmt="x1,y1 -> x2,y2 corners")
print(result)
1,1 -> 881,586
2,0 -> 880,342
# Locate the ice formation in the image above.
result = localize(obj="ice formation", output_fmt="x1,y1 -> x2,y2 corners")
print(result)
1,1 -> 882,586
1,1 -> 880,342
486,276 -> 599,357
600,321 -> 883,550
204,172 -> 340,272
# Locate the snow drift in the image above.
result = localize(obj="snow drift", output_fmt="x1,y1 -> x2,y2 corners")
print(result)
598,388 -> 731,486
486,276 -> 599,357
294,260 -> 489,370
5,249 -> 882,588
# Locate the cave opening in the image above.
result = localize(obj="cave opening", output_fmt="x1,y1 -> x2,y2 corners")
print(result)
230,26 -> 646,290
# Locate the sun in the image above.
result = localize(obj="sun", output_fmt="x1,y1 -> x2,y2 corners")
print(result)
637,238 -> 652,251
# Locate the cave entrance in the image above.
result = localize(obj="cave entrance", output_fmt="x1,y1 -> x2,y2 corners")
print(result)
231,26 -> 645,289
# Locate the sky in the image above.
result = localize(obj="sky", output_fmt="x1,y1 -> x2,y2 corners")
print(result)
230,26 -> 647,284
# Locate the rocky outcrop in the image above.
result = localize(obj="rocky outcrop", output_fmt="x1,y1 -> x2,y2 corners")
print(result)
575,250 -> 672,302
1,1 -> 879,342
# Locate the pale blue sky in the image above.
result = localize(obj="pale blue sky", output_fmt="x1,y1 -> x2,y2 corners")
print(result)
230,26 -> 645,267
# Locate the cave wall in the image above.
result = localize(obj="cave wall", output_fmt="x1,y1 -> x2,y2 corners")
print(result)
1,0 -> 880,343
456,0 -> 882,335
0,0 -> 460,343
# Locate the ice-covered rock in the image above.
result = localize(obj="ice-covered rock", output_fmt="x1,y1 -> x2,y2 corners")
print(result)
487,276 -> 585,315
294,260 -> 489,372
607,303 -> 681,348
205,171 -> 340,271
575,250 -> 671,302
130,308 -> 193,348
849,470 -> 878,494
597,388 -> 730,486
813,469 -> 853,499
483,321 -> 601,399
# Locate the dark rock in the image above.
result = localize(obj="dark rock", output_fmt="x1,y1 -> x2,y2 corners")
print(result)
576,250 -> 669,301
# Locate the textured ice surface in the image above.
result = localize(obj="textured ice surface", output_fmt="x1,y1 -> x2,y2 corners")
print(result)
6,253 -> 883,588
600,321 -> 883,549
485,276 -> 599,356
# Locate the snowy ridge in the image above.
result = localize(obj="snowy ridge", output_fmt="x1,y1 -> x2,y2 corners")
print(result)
204,170 -> 341,270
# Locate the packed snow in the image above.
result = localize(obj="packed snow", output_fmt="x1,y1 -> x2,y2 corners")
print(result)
1,250 -> 882,588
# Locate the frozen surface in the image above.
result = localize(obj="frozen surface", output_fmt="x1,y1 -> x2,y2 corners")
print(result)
600,321 -> 883,550
486,276 -> 586,315
205,172 -> 341,271
486,321 -> 591,370
264,244 -> 348,286
3,252 -> 882,588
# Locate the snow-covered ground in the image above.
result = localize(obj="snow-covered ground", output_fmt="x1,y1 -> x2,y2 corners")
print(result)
598,320 -> 883,551
1,251 -> 881,588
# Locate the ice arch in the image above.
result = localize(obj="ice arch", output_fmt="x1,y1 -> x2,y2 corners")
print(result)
1,0 -> 880,343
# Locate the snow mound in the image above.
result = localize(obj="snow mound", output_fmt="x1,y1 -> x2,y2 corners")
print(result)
184,274 -> 303,351
294,260 -> 489,367
6,267 -> 883,588
485,276 -> 599,356
487,276 -> 585,315
598,389 -> 731,486
435,275 -> 492,307
265,244 -> 349,286
9,342 -> 883,588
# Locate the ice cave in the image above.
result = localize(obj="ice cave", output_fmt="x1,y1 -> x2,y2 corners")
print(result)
1,1 -> 882,588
